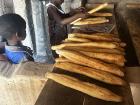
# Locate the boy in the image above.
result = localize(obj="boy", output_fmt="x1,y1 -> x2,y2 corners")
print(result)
46,0 -> 88,58
0,13 -> 34,64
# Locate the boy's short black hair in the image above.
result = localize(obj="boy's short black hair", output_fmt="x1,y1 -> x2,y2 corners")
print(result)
0,13 -> 26,39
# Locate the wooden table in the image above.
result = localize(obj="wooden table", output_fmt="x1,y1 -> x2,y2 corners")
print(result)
35,68 -> 134,105
35,3 -> 137,105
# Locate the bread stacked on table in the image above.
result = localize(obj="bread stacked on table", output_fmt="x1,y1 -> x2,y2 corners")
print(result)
72,17 -> 109,25
46,32 -> 126,102
46,4 -> 126,102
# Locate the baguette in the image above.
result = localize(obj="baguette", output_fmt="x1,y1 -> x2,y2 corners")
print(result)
91,12 -> 113,17
91,33 -> 118,37
55,62 -> 126,85
56,57 -> 81,64
71,3 -> 108,24
73,18 -> 109,25
66,35 -> 126,47
62,39 -> 76,43
81,17 -> 107,21
55,57 -> 69,63
64,46 -> 125,55
80,51 -> 126,66
56,50 -> 124,77
112,42 -> 126,48
68,33 -> 121,42
64,37 -> 92,43
65,38 -> 126,48
116,46 -> 125,52
52,42 -> 119,50
46,72 -> 123,102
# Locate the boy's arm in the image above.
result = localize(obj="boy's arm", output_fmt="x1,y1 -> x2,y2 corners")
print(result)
47,6 -> 88,25
69,7 -> 86,16
22,46 -> 34,61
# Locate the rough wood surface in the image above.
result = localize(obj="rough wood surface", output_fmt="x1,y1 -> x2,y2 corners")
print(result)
126,67 -> 140,83
0,61 -> 17,77
14,62 -> 53,79
0,61 -> 53,105
35,68 -> 134,105
0,77 -> 46,105
0,61 -> 53,78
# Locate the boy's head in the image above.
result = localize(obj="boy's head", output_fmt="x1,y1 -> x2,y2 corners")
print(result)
0,13 -> 26,42
51,0 -> 64,5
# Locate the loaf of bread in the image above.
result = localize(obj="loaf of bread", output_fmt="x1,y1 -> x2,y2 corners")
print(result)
71,3 -> 108,24
56,50 -> 124,77
64,37 -> 92,43
91,12 -> 113,17
52,42 -> 119,50
68,33 -> 121,42
64,37 -> 126,48
55,62 -> 126,85
82,17 -> 107,21
112,42 -> 126,47
79,51 -> 126,66
46,72 -> 123,102
55,57 -> 82,65
55,57 -> 69,63
63,46 -> 125,55
73,18 -> 109,25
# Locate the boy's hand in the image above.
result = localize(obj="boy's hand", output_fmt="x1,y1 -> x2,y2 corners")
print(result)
70,7 -> 86,15
76,13 -> 90,18
74,7 -> 86,13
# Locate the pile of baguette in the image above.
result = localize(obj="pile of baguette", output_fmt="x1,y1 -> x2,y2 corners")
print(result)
70,3 -> 110,25
46,32 -> 126,102
71,17 -> 109,26
46,3 -> 126,103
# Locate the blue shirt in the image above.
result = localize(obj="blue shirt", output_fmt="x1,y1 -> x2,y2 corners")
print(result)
5,45 -> 27,64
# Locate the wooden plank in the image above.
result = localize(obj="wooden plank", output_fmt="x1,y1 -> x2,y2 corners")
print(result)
0,61 -> 53,78
0,77 -> 46,105
0,61 -> 17,77
0,61 -> 53,105
14,62 -> 53,79
126,67 -> 140,83
35,68 -> 134,105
